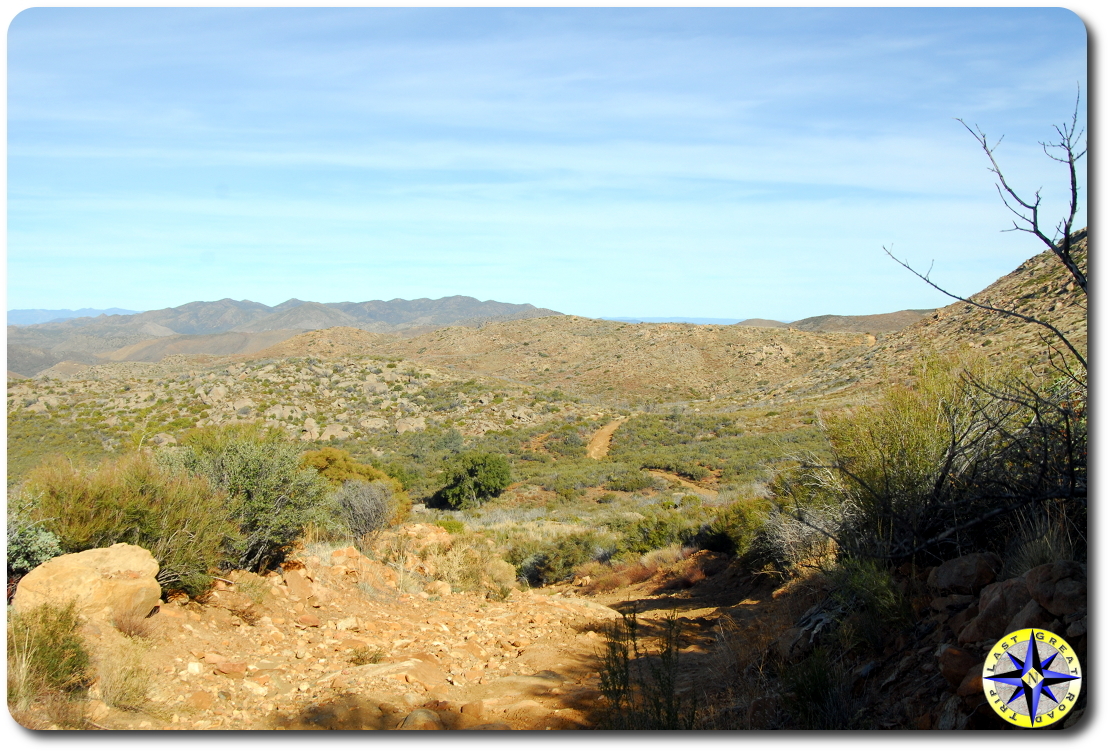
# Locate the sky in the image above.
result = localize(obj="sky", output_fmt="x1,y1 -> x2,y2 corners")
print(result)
4,6 -> 1089,321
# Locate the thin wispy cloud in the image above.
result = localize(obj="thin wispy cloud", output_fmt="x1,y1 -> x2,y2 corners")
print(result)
7,7 -> 1087,320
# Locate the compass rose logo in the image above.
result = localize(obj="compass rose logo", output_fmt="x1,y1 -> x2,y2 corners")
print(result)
982,628 -> 1082,728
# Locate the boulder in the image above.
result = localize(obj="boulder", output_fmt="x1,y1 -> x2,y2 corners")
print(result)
398,709 -> 443,730
957,576 -> 1030,644
1004,599 -> 1056,633
1025,560 -> 1086,617
927,553 -> 1002,595
396,417 -> 426,434
937,645 -> 978,687
12,543 -> 160,625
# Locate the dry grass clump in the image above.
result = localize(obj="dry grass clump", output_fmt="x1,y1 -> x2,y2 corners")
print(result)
112,605 -> 156,640
96,638 -> 156,713
8,602 -> 90,720
349,646 -> 385,666
233,570 -> 272,604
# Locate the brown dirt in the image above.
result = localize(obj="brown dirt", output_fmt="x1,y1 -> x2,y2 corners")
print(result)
586,417 -> 629,459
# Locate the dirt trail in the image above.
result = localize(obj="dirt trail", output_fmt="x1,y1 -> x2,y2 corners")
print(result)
586,417 -> 628,459
646,469 -> 719,499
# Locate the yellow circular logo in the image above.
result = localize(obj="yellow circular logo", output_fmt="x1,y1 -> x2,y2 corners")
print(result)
982,628 -> 1082,728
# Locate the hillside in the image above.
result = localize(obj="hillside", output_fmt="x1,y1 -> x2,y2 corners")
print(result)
771,235 -> 1088,402
7,296 -> 561,377
250,318 -> 874,404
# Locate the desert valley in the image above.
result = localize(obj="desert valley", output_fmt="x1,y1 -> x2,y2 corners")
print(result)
7,235 -> 1087,731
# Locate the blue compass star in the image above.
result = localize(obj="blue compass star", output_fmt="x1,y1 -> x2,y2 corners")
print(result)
985,634 -> 1079,717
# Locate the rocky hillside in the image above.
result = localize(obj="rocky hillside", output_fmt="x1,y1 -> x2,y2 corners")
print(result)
253,318 -> 874,404
7,296 -> 561,377
771,235 -> 1088,403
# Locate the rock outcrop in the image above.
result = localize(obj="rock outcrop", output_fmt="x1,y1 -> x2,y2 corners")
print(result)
12,543 -> 161,625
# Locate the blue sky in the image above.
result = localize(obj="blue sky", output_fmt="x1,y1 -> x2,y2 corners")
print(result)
5,7 -> 1088,321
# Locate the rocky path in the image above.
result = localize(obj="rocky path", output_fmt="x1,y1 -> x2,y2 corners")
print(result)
81,543 -> 626,731
585,417 -> 629,460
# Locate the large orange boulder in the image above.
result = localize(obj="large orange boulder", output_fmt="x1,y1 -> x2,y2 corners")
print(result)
12,543 -> 161,624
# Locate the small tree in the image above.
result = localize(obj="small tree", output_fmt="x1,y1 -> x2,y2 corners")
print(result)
434,451 -> 512,510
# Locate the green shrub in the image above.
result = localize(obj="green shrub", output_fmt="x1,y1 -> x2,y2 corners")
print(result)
700,498 -> 770,557
436,519 -> 466,535
433,451 -> 512,510
24,453 -> 233,596
827,558 -> 912,652
616,511 -> 698,556
8,602 -> 90,711
6,496 -> 63,579
607,467 -> 654,492
508,532 -> 613,586
175,423 -> 332,572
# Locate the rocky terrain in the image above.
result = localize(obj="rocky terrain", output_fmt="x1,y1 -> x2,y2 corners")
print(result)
9,528 -> 1087,730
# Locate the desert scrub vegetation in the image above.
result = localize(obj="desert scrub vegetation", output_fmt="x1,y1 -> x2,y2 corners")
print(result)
7,602 -> 90,720
95,637 -> 157,714
507,530 -> 616,586
6,495 -> 63,582
19,452 -> 234,596
168,422 -> 332,572
599,610 -> 697,729
608,412 -> 827,485
6,409 -> 116,485
775,351 -> 1086,566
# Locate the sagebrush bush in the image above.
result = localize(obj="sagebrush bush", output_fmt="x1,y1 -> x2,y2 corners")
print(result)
606,467 -> 654,492
7,494 -> 63,579
8,602 -> 90,711
174,423 -> 331,572
24,452 -> 233,596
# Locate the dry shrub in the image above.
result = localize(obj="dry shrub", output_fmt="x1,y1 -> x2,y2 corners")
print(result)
97,638 -> 155,713
583,561 -> 657,594
24,452 -> 232,596
662,560 -> 706,590
112,606 -> 155,640
349,646 -> 385,666
7,602 -> 90,713
233,571 -> 271,604
420,535 -> 516,595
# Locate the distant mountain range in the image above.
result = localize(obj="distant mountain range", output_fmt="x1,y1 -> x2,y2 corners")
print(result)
7,296 -> 561,377
7,308 -> 142,326
606,310 -> 935,332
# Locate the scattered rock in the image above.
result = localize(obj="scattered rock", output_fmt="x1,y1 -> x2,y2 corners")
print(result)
937,645 -> 978,687
927,553 -> 1002,595
957,577 -> 1030,644
1004,599 -> 1056,633
1025,561 -> 1087,617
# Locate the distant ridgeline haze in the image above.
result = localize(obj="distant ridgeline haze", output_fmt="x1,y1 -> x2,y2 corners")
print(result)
7,295 -> 561,378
